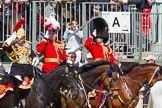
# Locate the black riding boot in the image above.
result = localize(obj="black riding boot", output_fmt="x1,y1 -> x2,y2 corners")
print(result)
12,77 -> 22,108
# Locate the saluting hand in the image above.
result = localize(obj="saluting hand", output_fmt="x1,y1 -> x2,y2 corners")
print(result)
92,29 -> 97,38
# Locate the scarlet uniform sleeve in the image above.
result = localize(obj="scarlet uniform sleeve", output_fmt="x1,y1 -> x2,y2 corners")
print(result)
84,37 -> 93,51
37,39 -> 47,54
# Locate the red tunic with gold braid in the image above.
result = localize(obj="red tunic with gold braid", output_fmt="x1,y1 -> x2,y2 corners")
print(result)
84,37 -> 115,63
37,39 -> 67,74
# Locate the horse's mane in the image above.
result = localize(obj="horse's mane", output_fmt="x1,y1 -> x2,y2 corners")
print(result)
138,63 -> 158,67
78,60 -> 111,74
43,65 -> 66,78
123,62 -> 159,74
127,63 -> 159,75
122,62 -> 139,73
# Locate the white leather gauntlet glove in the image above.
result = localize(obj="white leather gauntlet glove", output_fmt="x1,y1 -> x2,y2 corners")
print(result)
66,59 -> 73,64
92,29 -> 97,37
44,30 -> 49,39
5,32 -> 16,45
31,57 -> 39,67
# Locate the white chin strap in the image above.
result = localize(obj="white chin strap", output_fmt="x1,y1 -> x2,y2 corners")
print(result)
14,75 -> 22,81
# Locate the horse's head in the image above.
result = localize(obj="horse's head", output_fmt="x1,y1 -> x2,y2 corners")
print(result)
60,66 -> 79,100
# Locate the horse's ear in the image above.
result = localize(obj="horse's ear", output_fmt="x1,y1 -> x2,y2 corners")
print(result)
59,60 -> 67,66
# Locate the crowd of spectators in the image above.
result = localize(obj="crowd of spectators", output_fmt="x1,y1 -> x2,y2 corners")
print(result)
0,0 -> 154,30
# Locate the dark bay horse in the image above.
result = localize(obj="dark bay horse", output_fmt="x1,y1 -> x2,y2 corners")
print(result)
60,60 -> 112,108
0,64 -> 79,108
25,65 -> 79,108
106,64 -> 160,108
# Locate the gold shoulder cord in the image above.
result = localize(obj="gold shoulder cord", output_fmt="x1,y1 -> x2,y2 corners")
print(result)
5,41 -> 30,63
54,42 -> 65,53
25,40 -> 31,45
4,42 -> 19,63
102,46 -> 112,61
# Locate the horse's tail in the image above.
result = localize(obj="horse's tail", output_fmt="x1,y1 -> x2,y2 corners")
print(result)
147,94 -> 153,108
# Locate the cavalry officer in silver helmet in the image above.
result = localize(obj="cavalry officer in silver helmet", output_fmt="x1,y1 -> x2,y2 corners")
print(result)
1,18 -> 39,108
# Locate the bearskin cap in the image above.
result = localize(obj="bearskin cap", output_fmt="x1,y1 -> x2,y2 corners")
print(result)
90,17 -> 109,43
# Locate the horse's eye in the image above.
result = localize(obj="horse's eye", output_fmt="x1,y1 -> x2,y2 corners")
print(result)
112,78 -> 116,81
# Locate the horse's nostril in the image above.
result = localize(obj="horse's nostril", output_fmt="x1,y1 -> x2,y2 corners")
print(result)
71,91 -> 78,99
72,94 -> 77,99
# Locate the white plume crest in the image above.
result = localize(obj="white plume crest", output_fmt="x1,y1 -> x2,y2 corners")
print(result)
44,12 -> 60,30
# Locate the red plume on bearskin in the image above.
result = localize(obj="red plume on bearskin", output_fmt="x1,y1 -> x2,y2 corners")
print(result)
13,18 -> 26,32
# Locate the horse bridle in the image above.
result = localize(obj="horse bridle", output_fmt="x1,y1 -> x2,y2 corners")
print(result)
59,72 -> 79,99
78,72 -> 109,108
127,66 -> 159,90
32,69 -> 78,108
113,66 -> 160,106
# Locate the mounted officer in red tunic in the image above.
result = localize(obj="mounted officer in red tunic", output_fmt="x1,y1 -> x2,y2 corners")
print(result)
84,17 -> 115,63
84,17 -> 116,107
37,16 -> 67,74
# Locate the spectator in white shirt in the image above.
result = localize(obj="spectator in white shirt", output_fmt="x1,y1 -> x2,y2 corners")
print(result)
63,19 -> 83,63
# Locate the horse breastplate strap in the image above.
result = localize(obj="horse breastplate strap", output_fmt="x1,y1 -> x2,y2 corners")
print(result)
148,67 -> 159,85
121,78 -> 133,100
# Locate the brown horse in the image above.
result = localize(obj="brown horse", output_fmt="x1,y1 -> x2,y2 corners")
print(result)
60,60 -> 112,108
106,64 -> 159,108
